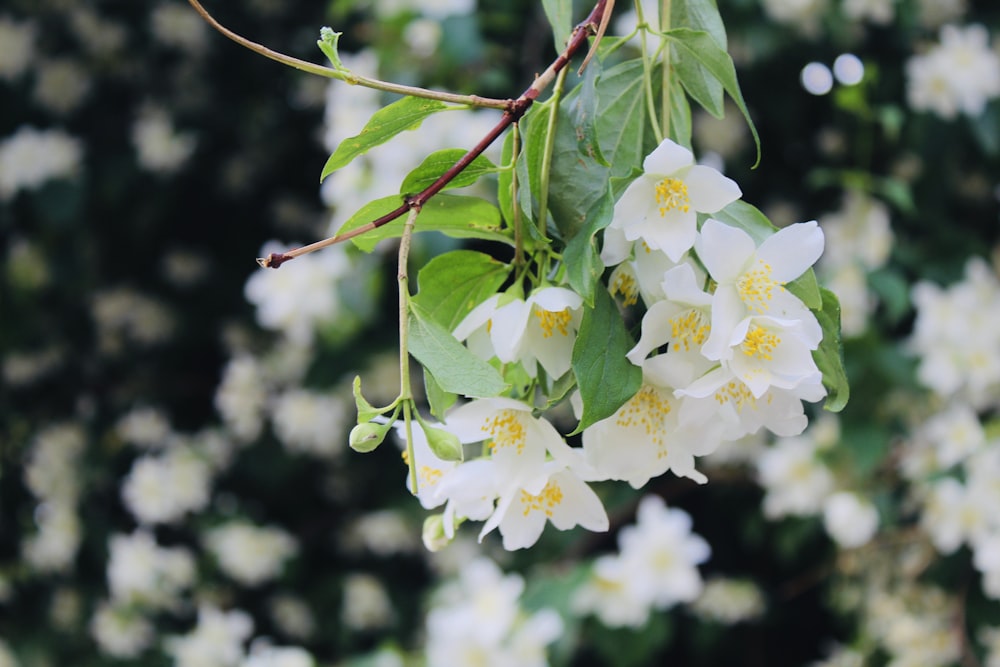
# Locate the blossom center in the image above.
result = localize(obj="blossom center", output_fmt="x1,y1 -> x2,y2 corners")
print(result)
714,380 -> 757,411
741,325 -> 781,360
610,269 -> 639,306
616,385 -> 671,448
655,178 -> 690,216
669,308 -> 710,352
520,480 -> 564,517
736,260 -> 782,313
484,409 -> 526,455
534,306 -> 572,338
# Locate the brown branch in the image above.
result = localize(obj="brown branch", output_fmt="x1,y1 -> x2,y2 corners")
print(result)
258,0 -> 611,269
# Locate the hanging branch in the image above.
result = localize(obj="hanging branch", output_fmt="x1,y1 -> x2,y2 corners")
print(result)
186,0 -> 510,110
253,0 -> 612,269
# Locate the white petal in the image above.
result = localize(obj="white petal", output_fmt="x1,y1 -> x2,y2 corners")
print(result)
684,164 -> 742,213
757,221 -> 825,283
696,219 -> 756,283
452,293 -> 500,341
643,138 -> 694,175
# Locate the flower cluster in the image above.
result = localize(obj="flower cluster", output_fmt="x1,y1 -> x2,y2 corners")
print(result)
906,23 -> 1000,119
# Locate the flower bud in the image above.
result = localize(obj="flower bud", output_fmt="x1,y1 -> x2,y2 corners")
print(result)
349,422 -> 391,453
422,514 -> 450,552
422,424 -> 462,462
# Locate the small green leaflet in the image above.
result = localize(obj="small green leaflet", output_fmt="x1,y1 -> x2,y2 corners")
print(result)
541,0 -> 574,50
571,287 -> 642,433
662,27 -> 761,167
813,287 -> 850,412
412,250 -> 510,332
335,194 -> 513,253
317,27 -> 345,70
408,302 -> 508,399
562,185 -> 614,307
321,97 -> 450,181
399,150 -> 497,195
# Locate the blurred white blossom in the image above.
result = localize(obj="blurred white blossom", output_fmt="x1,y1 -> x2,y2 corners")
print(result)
32,59 -> 91,115
121,445 -> 214,524
132,105 -> 198,173
107,530 -> 194,609
341,573 -> 395,630
270,388 -> 350,458
204,521 -> 298,586
115,405 -> 172,450
166,605 -> 254,667
906,23 -> 1000,119
0,126 -> 82,201
151,2 -> 210,52
0,16 -> 35,81
90,602 -> 155,659
215,355 -> 269,442
689,577 -> 766,624
761,0 -> 829,36
822,492 -> 879,548
92,286 -> 176,353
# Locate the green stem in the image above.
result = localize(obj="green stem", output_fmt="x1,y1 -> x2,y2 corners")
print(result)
660,0 -> 672,140
635,3 -> 664,143
536,67 -> 569,265
511,124 -> 525,269
187,0 -> 509,110
398,207 -> 420,494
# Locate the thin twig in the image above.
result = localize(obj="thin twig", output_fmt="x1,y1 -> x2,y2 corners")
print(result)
258,0 -> 611,269
186,0 -> 509,110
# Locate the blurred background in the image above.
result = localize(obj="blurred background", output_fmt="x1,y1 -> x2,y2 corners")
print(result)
2,0 -> 1000,665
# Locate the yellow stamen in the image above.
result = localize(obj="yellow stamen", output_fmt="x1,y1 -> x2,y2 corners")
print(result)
742,325 -> 781,360
520,480 -> 564,517
611,271 -> 639,307
534,306 -> 572,338
669,309 -> 710,352
616,385 -> 671,453
655,178 -> 690,216
736,260 -> 783,313
484,409 -> 526,455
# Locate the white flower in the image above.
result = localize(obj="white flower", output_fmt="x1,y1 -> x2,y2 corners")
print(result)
21,501 -> 81,573
270,388 -> 349,458
920,477 -> 991,554
818,189 -> 893,271
150,2 -> 209,52
244,241 -> 354,345
0,16 -> 36,81
697,218 -> 825,365
204,521 -> 298,586
107,530 -> 194,609
916,0 -> 966,28
480,464 -> 608,550
842,0 -> 895,24
24,423 -> 86,505
216,355 -> 269,441
32,59 -> 91,115
822,492 -> 879,548
689,577 -> 765,624
761,0 -> 829,36
165,605 -> 254,667
132,106 -> 197,173
583,358 -> 723,487
603,138 -> 741,264
90,601 -> 155,659
572,554 -> 652,627
268,595 -> 316,640
616,495 -> 710,608
91,286 -> 175,353
241,641 -> 315,667
454,286 -> 583,379
756,433 -> 835,518
115,405 -> 172,449
341,573 -> 394,630
0,126 -> 82,201
120,445 -> 213,524
906,24 -> 1000,119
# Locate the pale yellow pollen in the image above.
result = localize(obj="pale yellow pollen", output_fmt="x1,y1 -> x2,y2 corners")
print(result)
714,380 -> 757,411
654,178 -> 690,216
669,308 -> 710,352
534,306 -> 572,338
736,260 -> 783,313
616,386 -> 671,451
741,325 -> 781,360
484,408 -> 527,455
419,466 -> 443,487
520,480 -> 564,517
611,271 -> 639,306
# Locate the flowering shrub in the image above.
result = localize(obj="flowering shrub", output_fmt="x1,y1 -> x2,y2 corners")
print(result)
3,0 -> 1000,666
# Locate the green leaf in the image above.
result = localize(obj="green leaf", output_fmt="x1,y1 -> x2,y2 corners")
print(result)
813,287 -> 850,412
424,367 -> 457,420
352,375 -> 388,424
662,27 -> 761,167
542,0 -> 574,49
412,249 -> 511,332
408,302 -> 508,398
399,149 -> 497,195
594,59 -> 653,179
571,56 -> 610,167
562,185 -> 614,306
336,194 -> 513,253
321,97 -> 450,181
317,27 -> 345,70
571,287 -> 642,433
668,77 -> 693,148
671,0 -> 728,49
